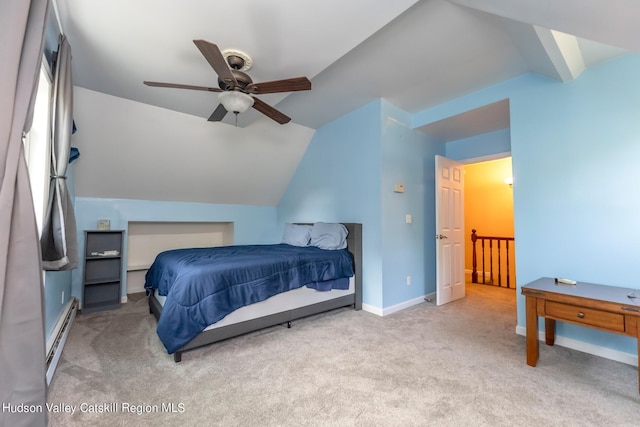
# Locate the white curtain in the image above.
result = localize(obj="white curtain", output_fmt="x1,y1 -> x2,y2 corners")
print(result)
0,0 -> 50,426
40,34 -> 78,271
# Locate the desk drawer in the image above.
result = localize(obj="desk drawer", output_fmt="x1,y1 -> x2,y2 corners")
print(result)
545,301 -> 625,332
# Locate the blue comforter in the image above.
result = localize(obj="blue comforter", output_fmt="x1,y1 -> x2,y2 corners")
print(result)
144,244 -> 354,353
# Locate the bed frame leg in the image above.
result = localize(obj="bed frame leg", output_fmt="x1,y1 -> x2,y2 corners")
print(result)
287,321 -> 292,329
173,351 -> 182,363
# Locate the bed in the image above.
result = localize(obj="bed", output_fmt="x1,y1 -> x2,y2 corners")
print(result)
146,222 -> 362,362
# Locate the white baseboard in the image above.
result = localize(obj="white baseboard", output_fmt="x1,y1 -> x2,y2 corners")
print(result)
362,304 -> 383,316
121,295 -> 128,304
363,293 -> 434,317
515,325 -> 638,367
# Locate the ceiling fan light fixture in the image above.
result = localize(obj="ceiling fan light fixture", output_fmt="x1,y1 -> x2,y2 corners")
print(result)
146,41 -> 309,124
218,91 -> 254,114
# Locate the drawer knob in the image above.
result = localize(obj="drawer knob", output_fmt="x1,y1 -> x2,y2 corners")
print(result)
577,312 -> 585,319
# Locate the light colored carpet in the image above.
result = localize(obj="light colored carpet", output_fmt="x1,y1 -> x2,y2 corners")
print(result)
47,284 -> 639,426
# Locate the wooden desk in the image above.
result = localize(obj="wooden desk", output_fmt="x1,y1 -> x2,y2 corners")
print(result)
521,277 -> 640,393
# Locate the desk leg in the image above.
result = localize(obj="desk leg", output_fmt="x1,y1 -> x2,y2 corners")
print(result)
636,319 -> 640,394
545,318 -> 556,346
526,296 -> 539,367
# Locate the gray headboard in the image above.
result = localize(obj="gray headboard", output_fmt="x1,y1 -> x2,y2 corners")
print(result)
343,223 -> 362,310
296,222 -> 362,310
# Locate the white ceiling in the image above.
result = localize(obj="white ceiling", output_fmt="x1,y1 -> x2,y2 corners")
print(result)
55,0 -> 638,139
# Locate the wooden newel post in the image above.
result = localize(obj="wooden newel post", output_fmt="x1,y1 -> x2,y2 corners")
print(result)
471,229 -> 478,283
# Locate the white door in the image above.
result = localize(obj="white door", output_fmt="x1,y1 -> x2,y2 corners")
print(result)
435,155 -> 465,306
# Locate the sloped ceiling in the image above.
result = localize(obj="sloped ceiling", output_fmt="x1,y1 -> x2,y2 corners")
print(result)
54,0 -> 639,205
71,87 -> 315,205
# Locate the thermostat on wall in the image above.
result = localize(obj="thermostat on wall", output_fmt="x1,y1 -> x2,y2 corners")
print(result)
394,183 -> 405,193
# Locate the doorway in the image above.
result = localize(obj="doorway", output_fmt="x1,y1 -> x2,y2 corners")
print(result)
435,155 -> 516,305
463,156 -> 516,294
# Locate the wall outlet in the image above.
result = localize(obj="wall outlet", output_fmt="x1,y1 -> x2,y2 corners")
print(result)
406,275 -> 412,286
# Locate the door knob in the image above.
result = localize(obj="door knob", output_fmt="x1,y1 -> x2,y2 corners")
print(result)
436,234 -> 448,239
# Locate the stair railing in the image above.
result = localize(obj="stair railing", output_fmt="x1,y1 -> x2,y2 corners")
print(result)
471,229 -> 515,288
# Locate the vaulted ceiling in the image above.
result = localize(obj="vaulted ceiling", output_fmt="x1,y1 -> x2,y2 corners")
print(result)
55,0 -> 637,139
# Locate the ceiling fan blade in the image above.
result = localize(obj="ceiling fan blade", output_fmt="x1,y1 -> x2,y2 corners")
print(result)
144,81 -> 222,92
193,40 -> 237,88
208,104 -> 228,122
246,77 -> 311,94
251,97 -> 291,124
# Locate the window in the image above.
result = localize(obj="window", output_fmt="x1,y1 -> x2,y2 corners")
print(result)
23,57 -> 52,235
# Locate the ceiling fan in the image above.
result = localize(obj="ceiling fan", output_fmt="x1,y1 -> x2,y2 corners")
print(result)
143,40 -> 311,125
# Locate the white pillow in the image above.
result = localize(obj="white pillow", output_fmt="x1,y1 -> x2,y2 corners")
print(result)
281,223 -> 312,247
310,222 -> 348,250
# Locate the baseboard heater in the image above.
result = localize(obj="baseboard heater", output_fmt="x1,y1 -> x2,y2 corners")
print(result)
46,297 -> 78,385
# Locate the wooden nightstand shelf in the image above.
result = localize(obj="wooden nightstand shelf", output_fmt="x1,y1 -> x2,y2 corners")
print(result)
522,277 -> 640,393
82,230 -> 124,313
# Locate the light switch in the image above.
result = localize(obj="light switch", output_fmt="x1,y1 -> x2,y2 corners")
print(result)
405,214 -> 412,224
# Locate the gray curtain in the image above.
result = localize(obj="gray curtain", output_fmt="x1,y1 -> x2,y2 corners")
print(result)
40,34 -> 78,271
0,0 -> 50,426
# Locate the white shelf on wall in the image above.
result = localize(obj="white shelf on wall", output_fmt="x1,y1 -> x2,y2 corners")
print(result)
127,264 -> 151,272
125,221 -> 234,294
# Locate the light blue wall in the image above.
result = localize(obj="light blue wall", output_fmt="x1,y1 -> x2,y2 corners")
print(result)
380,101 -> 442,306
445,128 -> 511,161
511,55 -> 640,354
278,100 -> 384,307
278,99 -> 443,310
418,54 -> 640,356
72,197 -> 279,303
44,270 -> 72,338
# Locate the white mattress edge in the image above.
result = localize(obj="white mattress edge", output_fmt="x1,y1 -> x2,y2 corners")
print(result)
154,276 -> 355,332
